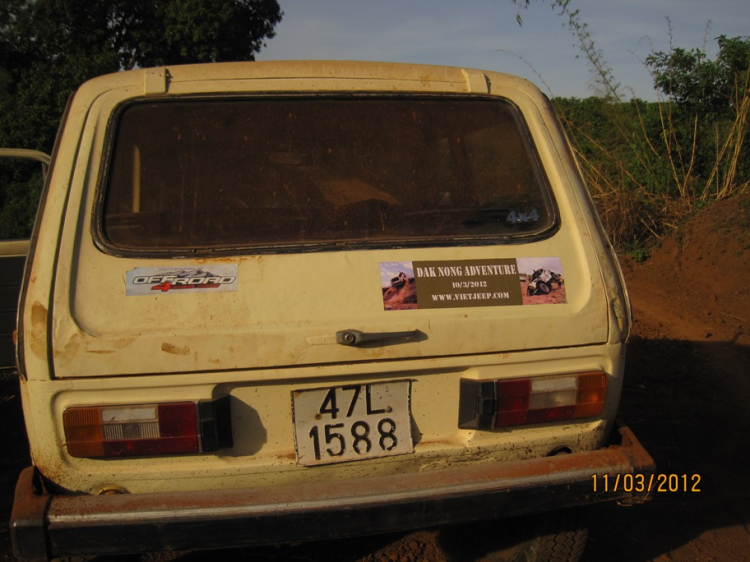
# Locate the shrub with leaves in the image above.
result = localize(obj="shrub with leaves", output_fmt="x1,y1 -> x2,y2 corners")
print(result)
0,0 -> 282,239
555,32 -> 749,250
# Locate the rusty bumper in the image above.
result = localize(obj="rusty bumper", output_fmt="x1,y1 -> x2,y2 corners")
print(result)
11,422 -> 654,561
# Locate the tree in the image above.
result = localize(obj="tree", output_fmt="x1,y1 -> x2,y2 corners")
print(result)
646,35 -> 750,117
0,0 -> 282,238
0,0 -> 282,151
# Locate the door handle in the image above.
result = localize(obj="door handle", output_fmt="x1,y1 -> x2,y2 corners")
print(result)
336,329 -> 417,347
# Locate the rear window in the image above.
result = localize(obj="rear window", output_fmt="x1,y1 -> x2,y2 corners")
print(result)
99,96 -> 556,254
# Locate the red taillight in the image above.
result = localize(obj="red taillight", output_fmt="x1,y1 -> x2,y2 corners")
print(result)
63,398 -> 232,458
496,372 -> 607,428
458,372 -> 608,430
495,379 -> 531,427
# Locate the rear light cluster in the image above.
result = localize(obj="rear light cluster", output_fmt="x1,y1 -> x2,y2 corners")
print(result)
63,396 -> 232,458
458,372 -> 608,430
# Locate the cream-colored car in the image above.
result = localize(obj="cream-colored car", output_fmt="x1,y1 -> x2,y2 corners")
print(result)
11,62 -> 653,561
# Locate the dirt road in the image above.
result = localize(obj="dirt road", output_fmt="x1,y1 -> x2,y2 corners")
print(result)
583,195 -> 750,561
2,196 -> 749,561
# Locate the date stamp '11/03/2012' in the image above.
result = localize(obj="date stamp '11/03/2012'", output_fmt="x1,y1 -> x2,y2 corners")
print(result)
592,473 -> 701,493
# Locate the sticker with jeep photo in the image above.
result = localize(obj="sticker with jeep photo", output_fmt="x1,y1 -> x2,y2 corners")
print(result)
380,258 -> 565,310
125,265 -> 238,296
380,262 -> 419,311
517,257 -> 566,305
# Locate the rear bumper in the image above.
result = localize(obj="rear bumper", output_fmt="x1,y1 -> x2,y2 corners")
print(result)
11,422 -> 654,561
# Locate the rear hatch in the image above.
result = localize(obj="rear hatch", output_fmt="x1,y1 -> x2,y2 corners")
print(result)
50,65 -> 609,378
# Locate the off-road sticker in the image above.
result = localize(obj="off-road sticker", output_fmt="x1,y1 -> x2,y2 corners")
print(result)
125,265 -> 238,296
380,258 -> 565,310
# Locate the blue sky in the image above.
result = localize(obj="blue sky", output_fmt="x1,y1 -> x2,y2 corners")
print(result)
258,0 -> 750,100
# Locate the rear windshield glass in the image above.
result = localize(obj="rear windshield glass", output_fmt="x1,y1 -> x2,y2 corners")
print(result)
101,97 -> 555,253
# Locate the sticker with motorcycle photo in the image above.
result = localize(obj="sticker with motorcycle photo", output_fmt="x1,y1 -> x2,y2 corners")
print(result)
380,258 -> 565,311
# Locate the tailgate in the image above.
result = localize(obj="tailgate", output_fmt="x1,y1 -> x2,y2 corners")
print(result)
53,242 -> 607,378
48,89 -> 609,378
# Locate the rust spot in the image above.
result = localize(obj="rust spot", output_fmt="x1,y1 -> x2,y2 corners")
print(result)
193,256 -> 246,265
56,332 -> 81,360
113,336 -> 137,350
30,302 -> 48,358
417,439 -> 454,448
31,302 -> 47,329
161,342 -> 190,356
95,485 -> 129,495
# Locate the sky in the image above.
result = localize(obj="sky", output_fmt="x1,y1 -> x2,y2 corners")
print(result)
257,0 -> 750,101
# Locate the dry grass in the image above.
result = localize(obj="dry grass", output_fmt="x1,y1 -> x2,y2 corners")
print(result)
558,81 -> 749,250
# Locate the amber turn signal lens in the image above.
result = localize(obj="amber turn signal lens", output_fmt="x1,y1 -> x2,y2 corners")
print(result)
63,396 -> 232,458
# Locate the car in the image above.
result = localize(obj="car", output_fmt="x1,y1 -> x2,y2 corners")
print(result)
527,268 -> 563,295
10,61 -> 653,561
390,271 -> 409,288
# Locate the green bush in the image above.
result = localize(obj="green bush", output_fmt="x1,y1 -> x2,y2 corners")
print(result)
554,35 -> 750,249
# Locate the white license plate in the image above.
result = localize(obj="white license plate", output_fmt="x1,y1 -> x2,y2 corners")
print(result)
292,380 -> 414,466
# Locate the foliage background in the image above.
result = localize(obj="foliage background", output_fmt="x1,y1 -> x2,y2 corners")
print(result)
0,0 -> 282,239
0,0 -> 748,255
555,34 -> 749,255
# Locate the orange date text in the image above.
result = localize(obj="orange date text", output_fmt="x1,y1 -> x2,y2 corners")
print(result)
591,473 -> 701,493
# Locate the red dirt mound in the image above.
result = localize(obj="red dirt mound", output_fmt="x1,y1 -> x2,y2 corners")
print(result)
382,278 -> 418,310
621,194 -> 750,345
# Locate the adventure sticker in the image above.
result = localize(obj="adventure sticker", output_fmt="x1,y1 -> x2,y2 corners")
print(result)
380,258 -> 565,311
125,265 -> 238,296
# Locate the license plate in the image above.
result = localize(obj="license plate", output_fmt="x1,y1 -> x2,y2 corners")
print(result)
292,380 -> 414,466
